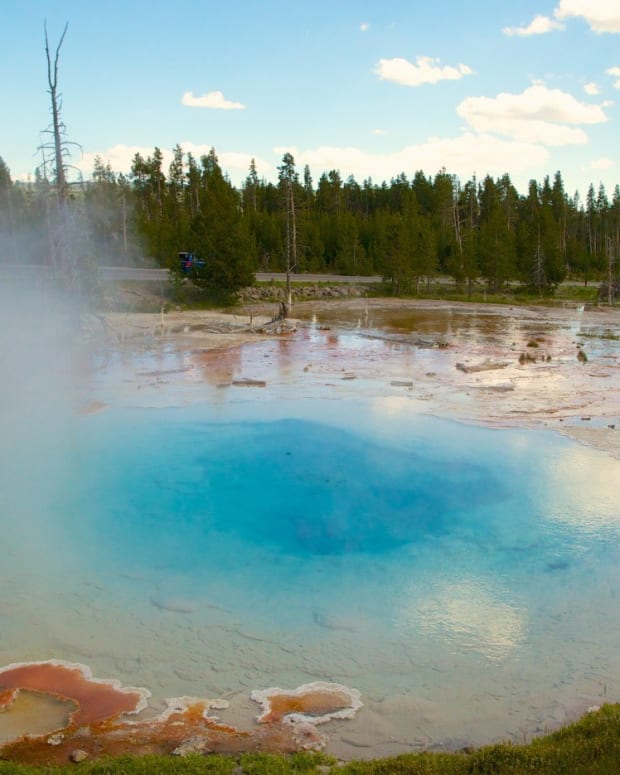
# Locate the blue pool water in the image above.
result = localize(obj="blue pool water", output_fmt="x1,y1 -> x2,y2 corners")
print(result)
2,395 -> 620,750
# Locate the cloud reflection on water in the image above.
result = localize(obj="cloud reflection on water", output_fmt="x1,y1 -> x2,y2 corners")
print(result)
401,579 -> 527,661
535,443 -> 620,533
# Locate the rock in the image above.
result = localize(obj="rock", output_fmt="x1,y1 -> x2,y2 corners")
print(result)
70,749 -> 89,763
172,735 -> 213,756
231,378 -> 267,387
291,720 -> 327,751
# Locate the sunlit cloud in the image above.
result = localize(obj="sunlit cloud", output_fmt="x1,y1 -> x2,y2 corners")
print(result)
503,14 -> 564,36
181,90 -> 245,110
584,82 -> 600,95
371,128 -> 387,136
276,133 -> 549,184
457,84 -> 608,145
607,66 -> 620,87
375,56 -> 473,87
360,22 -> 370,32
75,143 -> 270,179
554,0 -> 620,33
590,157 -> 615,170
76,144 -> 164,177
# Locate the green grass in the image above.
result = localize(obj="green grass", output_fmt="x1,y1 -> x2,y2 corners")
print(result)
102,273 -> 611,313
340,280 -> 603,307
578,330 -> 620,341
4,705 -> 620,775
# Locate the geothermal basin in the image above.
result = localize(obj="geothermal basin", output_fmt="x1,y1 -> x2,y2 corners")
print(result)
1,297 -> 620,760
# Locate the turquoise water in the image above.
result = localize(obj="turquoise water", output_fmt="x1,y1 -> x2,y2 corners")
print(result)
3,288 -> 620,752
62,402 -> 620,653
3,395 -> 620,749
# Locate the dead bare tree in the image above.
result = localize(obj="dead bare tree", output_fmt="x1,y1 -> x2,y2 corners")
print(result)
533,230 -> 546,299
277,153 -> 298,319
38,21 -> 87,297
606,236 -> 616,306
43,22 -> 72,202
283,177 -> 297,317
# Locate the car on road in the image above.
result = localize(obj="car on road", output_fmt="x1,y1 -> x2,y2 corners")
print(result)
178,252 -> 206,274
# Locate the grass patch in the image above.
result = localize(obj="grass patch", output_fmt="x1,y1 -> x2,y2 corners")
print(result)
374,281 -> 602,307
578,330 -> 620,341
4,706 -> 620,775
102,274 -> 606,313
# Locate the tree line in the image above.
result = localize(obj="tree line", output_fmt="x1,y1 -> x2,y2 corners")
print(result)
1,147 -> 619,295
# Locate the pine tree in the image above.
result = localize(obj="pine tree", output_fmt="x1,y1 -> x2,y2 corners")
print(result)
189,148 -> 254,293
478,176 -> 515,291
277,152 -> 299,315
0,156 -> 20,263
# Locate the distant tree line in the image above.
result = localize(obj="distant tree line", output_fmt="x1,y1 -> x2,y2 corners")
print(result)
1,147 -> 619,295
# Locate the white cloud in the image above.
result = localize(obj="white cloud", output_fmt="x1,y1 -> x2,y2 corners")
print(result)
554,0 -> 620,33
371,128 -> 387,136
607,66 -> 620,87
590,157 -> 615,170
503,14 -> 564,36
375,56 -> 473,87
181,90 -> 245,110
360,22 -> 370,32
584,82 -> 600,95
280,133 -> 549,184
457,84 -> 608,145
75,143 -> 270,179
218,151 -> 270,175
76,144 -> 163,177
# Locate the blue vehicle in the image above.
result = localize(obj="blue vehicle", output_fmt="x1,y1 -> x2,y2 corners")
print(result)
178,252 -> 206,274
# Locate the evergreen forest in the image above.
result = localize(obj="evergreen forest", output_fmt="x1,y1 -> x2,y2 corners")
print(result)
0,147 -> 619,296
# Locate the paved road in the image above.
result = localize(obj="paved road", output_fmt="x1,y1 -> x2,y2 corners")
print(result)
97,267 -> 383,284
99,266 -> 170,281
255,272 -> 382,284
95,268 -> 602,290
0,264 -> 599,291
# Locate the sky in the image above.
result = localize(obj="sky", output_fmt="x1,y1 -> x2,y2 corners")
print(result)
2,0 -> 620,198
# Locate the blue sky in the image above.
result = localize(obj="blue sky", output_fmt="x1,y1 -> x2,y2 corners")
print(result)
2,0 -> 620,197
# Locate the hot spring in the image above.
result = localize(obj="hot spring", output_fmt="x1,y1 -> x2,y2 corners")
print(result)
1,299 -> 620,757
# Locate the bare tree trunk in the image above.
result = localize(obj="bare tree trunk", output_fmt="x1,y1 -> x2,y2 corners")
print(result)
122,191 -> 128,256
45,22 -> 69,202
534,231 -> 545,298
41,21 -> 87,310
607,236 -> 616,306
5,184 -> 18,262
453,193 -> 462,254
284,179 -> 296,317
